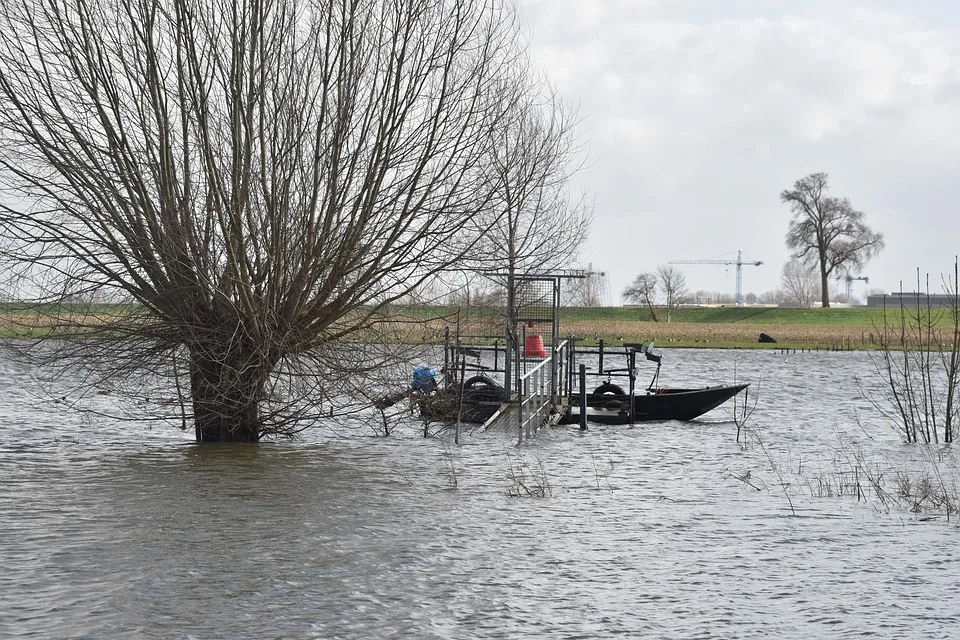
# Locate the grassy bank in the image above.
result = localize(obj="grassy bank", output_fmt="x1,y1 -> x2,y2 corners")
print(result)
404,304 -> 951,351
562,305 -> 888,326
2,302 -> 948,351
558,306 -> 895,350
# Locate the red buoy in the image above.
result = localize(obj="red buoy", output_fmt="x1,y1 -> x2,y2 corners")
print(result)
524,334 -> 546,358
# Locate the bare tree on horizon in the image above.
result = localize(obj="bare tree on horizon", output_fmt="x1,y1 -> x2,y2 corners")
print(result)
779,260 -> 819,308
622,273 -> 659,322
781,172 -> 884,308
657,264 -> 688,322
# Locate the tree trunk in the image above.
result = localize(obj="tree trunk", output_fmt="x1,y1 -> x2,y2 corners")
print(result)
820,262 -> 830,308
190,347 -> 267,443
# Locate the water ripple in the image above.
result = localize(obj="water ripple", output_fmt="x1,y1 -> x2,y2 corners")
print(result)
2,350 -> 959,638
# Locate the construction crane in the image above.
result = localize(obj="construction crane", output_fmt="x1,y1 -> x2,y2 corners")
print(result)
843,275 -> 869,303
669,250 -> 763,307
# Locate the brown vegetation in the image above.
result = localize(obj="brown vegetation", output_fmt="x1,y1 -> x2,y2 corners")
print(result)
560,320 -> 875,349
379,315 -> 900,350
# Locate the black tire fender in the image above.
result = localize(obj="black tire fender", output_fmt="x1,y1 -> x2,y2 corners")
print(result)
463,375 -> 500,390
593,382 -> 625,396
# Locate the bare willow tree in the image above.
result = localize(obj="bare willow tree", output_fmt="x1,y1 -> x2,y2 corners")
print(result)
458,69 -> 591,394
779,259 -> 818,308
474,74 -> 592,322
657,264 -> 687,323
623,273 -> 658,322
474,78 -> 591,277
0,0 -> 534,442
781,172 -> 884,308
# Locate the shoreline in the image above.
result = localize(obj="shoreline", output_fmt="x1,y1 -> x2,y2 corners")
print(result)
555,320 -> 879,351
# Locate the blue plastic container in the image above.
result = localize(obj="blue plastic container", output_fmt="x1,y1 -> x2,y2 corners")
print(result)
411,366 -> 437,391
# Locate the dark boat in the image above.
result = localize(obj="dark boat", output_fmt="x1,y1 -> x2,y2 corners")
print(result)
401,340 -> 749,427
560,340 -> 750,425
561,382 -> 750,425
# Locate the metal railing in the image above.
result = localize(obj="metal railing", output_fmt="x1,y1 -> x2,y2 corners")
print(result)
517,339 -> 570,444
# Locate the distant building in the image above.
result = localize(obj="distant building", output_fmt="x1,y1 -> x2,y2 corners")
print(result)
866,293 -> 957,309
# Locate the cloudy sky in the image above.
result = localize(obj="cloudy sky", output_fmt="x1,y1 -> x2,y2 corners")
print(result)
520,0 -> 960,303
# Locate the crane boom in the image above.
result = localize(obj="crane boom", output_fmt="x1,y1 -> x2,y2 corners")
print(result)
669,250 -> 763,306
843,275 -> 869,302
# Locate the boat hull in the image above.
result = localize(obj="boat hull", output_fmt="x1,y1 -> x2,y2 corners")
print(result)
417,380 -> 749,426
563,383 -> 749,425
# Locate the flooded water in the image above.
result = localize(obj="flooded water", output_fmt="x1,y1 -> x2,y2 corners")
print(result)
2,349 -> 959,639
